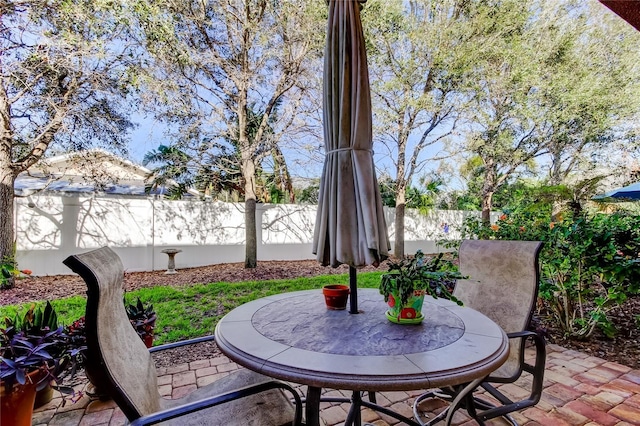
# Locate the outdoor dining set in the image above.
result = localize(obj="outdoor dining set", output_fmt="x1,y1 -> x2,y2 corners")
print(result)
62,238 -> 546,426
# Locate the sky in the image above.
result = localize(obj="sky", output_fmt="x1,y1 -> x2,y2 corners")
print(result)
127,114 -> 169,165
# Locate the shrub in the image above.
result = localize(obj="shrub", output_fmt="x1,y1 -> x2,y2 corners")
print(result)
460,211 -> 640,338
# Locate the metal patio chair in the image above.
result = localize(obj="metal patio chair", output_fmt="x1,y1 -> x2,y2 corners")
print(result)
413,239 -> 546,426
63,246 -> 302,426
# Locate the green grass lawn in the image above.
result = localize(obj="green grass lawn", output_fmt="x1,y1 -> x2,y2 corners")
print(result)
0,271 -> 385,345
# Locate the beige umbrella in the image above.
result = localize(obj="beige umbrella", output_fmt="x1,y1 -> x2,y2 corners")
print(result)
312,0 -> 390,314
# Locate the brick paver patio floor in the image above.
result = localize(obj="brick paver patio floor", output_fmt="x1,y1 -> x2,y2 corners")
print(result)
32,344 -> 640,426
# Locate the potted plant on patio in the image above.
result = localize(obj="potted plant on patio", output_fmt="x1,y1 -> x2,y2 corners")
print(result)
1,312 -> 72,426
124,297 -> 157,348
322,284 -> 350,310
1,301 -> 80,409
380,250 -> 466,324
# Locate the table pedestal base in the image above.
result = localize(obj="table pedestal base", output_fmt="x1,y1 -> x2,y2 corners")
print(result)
307,388 -> 422,426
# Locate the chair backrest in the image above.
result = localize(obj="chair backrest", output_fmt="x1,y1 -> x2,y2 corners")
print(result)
454,239 -> 543,379
63,247 -> 161,421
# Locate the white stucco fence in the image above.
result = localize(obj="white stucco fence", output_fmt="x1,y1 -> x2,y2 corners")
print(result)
15,195 -> 485,276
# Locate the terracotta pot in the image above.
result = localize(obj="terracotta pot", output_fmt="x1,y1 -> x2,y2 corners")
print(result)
322,285 -> 350,310
141,315 -> 156,348
1,370 -> 42,426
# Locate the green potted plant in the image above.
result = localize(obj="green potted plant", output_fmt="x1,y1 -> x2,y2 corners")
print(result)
380,250 -> 465,324
1,311 -> 72,426
1,302 -> 78,408
124,297 -> 157,348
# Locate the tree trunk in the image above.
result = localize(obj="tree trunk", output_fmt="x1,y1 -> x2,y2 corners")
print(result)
244,197 -> 257,269
549,148 -> 565,221
394,191 -> 406,259
242,151 -> 258,268
481,163 -> 497,224
0,159 -> 16,264
481,192 -> 493,224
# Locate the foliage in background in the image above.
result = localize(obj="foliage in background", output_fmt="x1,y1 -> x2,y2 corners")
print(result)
0,0 -> 138,265
0,257 -> 20,290
364,0 -> 473,258
133,0 -> 326,268
453,0 -> 640,223
461,208 -> 640,339
378,176 -> 442,214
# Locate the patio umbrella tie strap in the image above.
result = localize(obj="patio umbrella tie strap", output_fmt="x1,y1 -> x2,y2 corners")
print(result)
324,0 -> 367,7
325,147 -> 373,155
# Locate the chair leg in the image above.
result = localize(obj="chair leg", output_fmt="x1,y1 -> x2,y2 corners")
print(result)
412,380 -> 486,426
414,388 -> 519,426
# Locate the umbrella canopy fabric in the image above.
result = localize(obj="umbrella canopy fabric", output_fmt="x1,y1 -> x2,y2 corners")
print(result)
312,0 -> 390,310
592,182 -> 640,202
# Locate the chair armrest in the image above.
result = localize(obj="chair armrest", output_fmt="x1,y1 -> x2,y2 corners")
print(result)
506,330 -> 546,372
507,329 -> 546,401
476,329 -> 547,421
148,335 -> 216,353
130,379 -> 303,426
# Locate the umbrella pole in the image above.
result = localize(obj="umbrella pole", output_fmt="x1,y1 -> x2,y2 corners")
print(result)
349,266 -> 358,314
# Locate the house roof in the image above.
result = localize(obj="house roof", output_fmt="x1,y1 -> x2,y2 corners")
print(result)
15,149 -> 200,197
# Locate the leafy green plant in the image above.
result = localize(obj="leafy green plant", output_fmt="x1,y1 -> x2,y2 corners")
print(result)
461,211 -> 640,338
124,297 -> 157,346
1,258 -> 20,290
0,301 -> 83,398
379,250 -> 465,308
1,302 -> 84,395
5,301 -> 59,333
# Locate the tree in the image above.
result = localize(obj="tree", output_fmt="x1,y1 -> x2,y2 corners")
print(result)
378,174 -> 442,213
0,1 -> 137,264
459,0 -> 640,222
538,4 -> 640,217
133,0 -> 325,268
457,0 -> 551,223
363,0 -> 473,257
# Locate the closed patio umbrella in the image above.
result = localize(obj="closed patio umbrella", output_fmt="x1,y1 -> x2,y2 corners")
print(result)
312,0 -> 390,314
592,182 -> 640,202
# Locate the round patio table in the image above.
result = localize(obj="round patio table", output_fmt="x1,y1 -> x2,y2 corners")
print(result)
214,288 -> 508,426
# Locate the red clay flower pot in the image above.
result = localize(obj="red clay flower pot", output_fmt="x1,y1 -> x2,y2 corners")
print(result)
1,370 -> 43,426
322,285 -> 350,310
